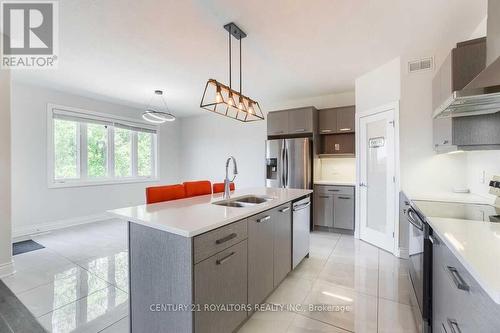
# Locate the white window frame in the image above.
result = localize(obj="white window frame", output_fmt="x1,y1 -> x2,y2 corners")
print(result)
47,103 -> 160,188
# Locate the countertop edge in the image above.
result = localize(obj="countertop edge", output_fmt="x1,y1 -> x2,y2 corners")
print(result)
427,217 -> 500,305
110,190 -> 312,238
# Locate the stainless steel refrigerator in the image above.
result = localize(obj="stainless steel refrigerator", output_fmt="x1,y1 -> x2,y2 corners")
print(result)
265,138 -> 312,189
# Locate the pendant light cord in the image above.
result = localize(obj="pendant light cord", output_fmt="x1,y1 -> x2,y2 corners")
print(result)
239,38 -> 242,94
229,30 -> 232,89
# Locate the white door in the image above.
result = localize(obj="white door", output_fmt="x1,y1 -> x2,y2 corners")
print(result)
359,109 -> 396,252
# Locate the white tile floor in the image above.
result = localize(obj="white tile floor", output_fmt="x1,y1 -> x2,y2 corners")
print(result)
1,220 -> 418,333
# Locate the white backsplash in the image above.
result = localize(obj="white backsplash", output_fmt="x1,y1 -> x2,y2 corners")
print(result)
315,157 -> 356,182
465,150 -> 500,199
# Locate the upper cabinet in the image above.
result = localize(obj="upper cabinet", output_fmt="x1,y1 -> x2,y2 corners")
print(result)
267,111 -> 289,136
267,107 -> 316,137
319,106 -> 355,134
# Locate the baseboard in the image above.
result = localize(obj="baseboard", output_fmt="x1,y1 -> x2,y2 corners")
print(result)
0,261 -> 15,278
12,212 -> 114,241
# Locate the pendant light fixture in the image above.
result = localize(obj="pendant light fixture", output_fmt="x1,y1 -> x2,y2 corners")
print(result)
200,22 -> 264,122
142,90 -> 176,124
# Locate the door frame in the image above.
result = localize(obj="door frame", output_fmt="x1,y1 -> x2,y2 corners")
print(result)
354,101 -> 401,256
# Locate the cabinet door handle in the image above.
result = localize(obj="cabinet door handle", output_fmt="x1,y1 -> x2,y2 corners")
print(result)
339,128 -> 352,131
256,215 -> 271,223
338,196 -> 351,200
216,251 -> 236,265
328,189 -> 340,192
320,129 -> 333,133
295,128 -> 306,133
279,207 -> 290,213
319,195 -> 330,199
447,266 -> 470,291
447,319 -> 461,333
215,233 -> 237,245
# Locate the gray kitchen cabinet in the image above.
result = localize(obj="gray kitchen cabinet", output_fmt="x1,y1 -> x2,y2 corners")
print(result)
319,108 -> 337,134
273,204 -> 292,287
288,107 -> 314,134
314,192 -> 334,227
432,232 -> 500,333
336,106 -> 355,133
314,185 -> 354,232
267,111 -> 289,136
318,106 -> 355,134
333,194 -> 354,230
267,107 -> 316,136
194,240 -> 248,333
248,210 -> 275,306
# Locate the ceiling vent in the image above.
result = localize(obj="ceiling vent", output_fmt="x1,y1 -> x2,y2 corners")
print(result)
408,57 -> 433,73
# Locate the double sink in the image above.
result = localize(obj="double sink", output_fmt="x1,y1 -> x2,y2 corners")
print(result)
213,195 -> 274,208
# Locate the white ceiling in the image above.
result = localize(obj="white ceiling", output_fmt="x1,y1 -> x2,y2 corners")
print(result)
13,0 -> 487,117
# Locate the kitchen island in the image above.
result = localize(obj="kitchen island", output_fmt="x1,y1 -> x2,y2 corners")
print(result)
110,187 -> 312,333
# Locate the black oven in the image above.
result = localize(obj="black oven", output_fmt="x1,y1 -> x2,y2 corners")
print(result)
402,193 -> 432,332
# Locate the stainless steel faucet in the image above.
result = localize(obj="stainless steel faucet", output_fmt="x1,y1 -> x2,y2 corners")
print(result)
224,156 -> 238,200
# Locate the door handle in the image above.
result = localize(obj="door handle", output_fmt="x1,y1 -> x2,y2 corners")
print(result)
338,196 -> 351,200
319,195 -> 330,199
328,189 -> 340,192
293,202 -> 311,211
216,251 -> 236,265
256,215 -> 271,223
447,266 -> 470,291
284,145 -> 289,187
215,233 -> 237,245
320,129 -> 333,133
359,183 -> 367,187
279,207 -> 290,213
295,128 -> 306,132
407,209 -> 423,231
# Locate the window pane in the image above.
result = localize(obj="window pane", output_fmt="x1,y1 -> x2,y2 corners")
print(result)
114,127 -> 132,177
54,119 -> 79,179
87,124 -> 108,178
137,132 -> 153,177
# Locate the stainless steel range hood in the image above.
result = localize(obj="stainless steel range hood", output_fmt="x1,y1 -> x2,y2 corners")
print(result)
433,0 -> 500,118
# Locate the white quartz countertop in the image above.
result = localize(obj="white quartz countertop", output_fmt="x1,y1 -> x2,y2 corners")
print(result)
409,192 -> 493,205
109,187 -> 312,237
424,216 -> 500,304
314,180 -> 356,186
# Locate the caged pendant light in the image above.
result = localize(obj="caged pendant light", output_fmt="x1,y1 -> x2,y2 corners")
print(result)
200,22 -> 264,122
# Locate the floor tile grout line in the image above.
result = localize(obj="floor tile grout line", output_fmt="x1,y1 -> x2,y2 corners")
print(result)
36,283 -> 115,320
35,282 -> 112,319
96,314 -> 128,333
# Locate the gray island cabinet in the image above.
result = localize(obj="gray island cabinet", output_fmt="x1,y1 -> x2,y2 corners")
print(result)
127,198 -> 301,333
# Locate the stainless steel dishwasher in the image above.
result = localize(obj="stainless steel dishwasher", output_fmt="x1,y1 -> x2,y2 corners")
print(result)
292,196 -> 311,268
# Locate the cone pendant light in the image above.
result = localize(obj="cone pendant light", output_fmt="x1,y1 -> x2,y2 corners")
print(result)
200,22 -> 264,122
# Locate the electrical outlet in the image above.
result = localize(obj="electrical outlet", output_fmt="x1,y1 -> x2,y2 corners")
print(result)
480,170 -> 486,184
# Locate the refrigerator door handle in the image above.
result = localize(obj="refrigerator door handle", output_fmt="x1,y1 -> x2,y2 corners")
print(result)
284,143 -> 289,188
280,142 -> 286,188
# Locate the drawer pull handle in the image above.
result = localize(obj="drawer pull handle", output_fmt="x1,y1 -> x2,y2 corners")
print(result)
216,251 -> 235,265
215,233 -> 237,245
279,207 -> 290,213
447,266 -> 470,291
320,129 -> 333,133
295,128 -> 306,132
338,196 -> 351,200
328,189 -> 340,192
319,195 -> 330,199
256,215 -> 271,223
447,319 -> 461,333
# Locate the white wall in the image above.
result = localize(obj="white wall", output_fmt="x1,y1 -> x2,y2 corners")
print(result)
355,57 -> 401,113
11,82 -> 181,237
0,67 -> 12,267
465,151 -> 500,199
179,114 -> 266,188
267,91 -> 356,111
